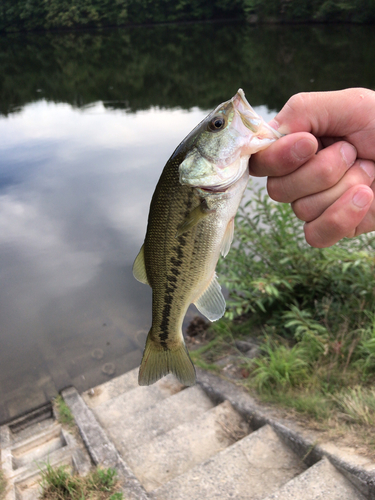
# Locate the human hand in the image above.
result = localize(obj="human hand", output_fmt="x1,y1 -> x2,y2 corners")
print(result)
249,88 -> 375,247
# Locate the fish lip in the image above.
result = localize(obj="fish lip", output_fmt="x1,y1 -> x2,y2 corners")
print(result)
233,88 -> 282,139
234,88 -> 251,108
198,186 -> 226,193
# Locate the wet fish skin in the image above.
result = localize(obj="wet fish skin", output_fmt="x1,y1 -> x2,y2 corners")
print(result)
133,89 -> 281,386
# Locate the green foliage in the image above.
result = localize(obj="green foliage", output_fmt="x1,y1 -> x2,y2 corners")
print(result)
220,186 -> 375,361
54,396 -> 75,427
0,0 -> 245,32
251,339 -> 310,390
1,23 -> 375,118
244,0 -> 375,22
0,0 -> 374,32
211,184 -> 375,423
356,311 -> 375,373
39,464 -> 123,499
331,386 -> 375,426
315,0 -> 375,22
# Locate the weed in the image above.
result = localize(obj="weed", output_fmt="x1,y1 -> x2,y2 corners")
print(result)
331,386 -> 375,426
39,463 -> 123,499
250,340 -> 310,391
54,396 -> 74,428
192,183 -> 375,434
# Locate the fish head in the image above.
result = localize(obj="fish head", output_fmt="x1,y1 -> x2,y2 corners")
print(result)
179,88 -> 281,191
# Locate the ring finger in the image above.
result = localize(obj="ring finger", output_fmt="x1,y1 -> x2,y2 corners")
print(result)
267,141 -> 357,203
292,160 -> 375,222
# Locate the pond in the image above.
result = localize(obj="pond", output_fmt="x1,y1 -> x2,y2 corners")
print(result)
0,22 -> 374,423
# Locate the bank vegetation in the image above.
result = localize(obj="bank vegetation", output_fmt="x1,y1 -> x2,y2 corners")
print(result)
191,183 -> 375,445
0,0 -> 374,32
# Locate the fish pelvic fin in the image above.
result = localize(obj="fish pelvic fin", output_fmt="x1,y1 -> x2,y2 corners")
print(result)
132,244 -> 149,285
138,331 -> 196,387
194,273 -> 226,321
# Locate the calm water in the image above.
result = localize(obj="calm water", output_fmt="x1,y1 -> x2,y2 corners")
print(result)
1,22 -> 374,423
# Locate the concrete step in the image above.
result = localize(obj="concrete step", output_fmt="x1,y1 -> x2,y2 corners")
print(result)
263,457 -> 367,500
0,404 -> 91,500
105,384 -> 215,454
128,400 -> 251,492
151,424 -> 306,500
82,367 -> 140,408
84,372 -> 184,429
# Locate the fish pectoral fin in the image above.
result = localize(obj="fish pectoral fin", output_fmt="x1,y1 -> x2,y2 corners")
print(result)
176,201 -> 212,237
138,331 -> 196,386
132,244 -> 149,285
194,273 -> 226,322
221,218 -> 235,258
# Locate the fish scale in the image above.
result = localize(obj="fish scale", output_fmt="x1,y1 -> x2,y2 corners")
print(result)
133,89 -> 281,386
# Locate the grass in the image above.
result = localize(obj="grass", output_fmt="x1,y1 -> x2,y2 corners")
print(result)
191,184 -> 375,450
0,469 -> 7,500
39,464 -> 123,500
331,386 -> 375,426
53,396 -> 75,428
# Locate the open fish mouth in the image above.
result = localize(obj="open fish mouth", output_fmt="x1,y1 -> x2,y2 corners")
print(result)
233,88 -> 282,140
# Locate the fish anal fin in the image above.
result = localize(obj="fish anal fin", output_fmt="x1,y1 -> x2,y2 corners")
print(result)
176,201 -> 213,238
194,273 -> 226,322
221,217 -> 234,258
132,244 -> 149,285
138,331 -> 196,386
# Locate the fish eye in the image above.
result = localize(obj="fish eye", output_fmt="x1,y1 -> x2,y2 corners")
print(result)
209,116 -> 226,132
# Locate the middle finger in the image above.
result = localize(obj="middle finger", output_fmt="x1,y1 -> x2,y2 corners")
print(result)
267,141 -> 357,203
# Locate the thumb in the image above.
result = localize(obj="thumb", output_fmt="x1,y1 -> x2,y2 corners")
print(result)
272,88 -> 374,138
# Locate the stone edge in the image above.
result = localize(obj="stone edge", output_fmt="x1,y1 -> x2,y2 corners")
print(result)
61,387 -> 150,500
196,368 -> 375,500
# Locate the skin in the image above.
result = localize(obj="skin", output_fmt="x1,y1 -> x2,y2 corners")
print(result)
248,88 -> 375,248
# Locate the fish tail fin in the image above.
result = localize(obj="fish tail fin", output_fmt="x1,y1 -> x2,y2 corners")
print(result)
138,330 -> 196,387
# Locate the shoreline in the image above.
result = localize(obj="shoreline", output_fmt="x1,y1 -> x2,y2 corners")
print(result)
1,17 -> 374,36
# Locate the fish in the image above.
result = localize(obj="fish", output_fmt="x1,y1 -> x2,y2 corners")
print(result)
133,89 -> 281,386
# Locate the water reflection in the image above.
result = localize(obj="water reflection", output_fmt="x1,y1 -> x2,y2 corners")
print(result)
1,23 -> 375,117
0,100 -> 218,422
0,22 -> 374,423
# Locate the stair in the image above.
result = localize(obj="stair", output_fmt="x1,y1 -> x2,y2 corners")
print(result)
0,404 -> 91,500
69,367 -> 370,500
151,424 -> 305,500
263,457 -> 367,500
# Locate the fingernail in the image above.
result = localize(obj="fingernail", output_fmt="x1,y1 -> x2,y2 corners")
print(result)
359,160 -> 375,179
268,119 -> 279,130
291,139 -> 316,161
352,189 -> 372,208
340,142 -> 357,167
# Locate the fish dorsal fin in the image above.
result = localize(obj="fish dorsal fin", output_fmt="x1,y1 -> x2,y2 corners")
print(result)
132,244 -> 149,285
194,273 -> 226,321
176,201 -> 212,238
221,218 -> 234,258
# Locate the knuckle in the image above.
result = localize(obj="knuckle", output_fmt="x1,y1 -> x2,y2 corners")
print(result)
321,163 -> 337,186
314,159 -> 340,189
286,93 -> 308,113
292,199 -> 311,222
325,210 -> 348,235
267,177 -> 290,202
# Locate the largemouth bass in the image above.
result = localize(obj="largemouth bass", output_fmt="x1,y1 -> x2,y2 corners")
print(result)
133,89 -> 281,386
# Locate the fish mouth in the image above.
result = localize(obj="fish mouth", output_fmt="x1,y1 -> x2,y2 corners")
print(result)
232,88 -> 282,140
197,185 -> 226,194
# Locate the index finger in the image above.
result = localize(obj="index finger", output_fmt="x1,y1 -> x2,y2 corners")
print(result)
249,131 -> 317,177
275,88 -> 375,139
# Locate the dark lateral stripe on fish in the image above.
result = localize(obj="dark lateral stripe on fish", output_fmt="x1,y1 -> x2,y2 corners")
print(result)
171,256 -> 182,267
158,233 -> 188,348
